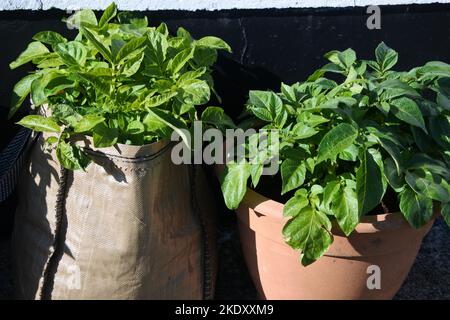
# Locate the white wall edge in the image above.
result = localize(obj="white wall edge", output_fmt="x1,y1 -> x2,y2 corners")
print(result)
1,0 -> 450,11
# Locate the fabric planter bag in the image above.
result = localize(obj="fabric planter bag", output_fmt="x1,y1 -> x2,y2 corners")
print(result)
12,133 -> 217,300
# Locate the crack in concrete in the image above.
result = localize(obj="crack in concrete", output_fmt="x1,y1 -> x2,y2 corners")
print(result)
238,17 -> 248,65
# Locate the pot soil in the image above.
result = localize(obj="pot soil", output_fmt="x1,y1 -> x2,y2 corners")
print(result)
13,133 -> 217,300
236,188 -> 435,300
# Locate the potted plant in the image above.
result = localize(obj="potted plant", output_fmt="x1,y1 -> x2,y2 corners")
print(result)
219,43 -> 450,299
10,2 -> 231,300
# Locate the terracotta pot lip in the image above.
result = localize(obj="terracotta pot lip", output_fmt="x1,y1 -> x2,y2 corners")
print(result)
240,187 -> 411,234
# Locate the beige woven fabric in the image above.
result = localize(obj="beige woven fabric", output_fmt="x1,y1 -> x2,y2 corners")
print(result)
12,134 -> 217,300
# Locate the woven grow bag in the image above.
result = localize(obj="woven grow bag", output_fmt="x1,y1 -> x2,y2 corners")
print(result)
12,133 -> 217,300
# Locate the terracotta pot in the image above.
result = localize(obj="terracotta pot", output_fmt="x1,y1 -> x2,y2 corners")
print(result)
236,188 -> 435,300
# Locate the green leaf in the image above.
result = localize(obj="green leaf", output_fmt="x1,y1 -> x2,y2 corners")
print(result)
436,92 -> 450,112
195,36 -> 232,53
280,82 -> 298,103
356,149 -> 386,215
193,47 -> 218,67
178,79 -> 211,105
177,27 -> 192,43
31,74 -> 50,106
324,48 -> 356,69
201,106 -> 236,132
339,144 -> 359,162
297,112 -> 329,127
157,22 -> 169,37
111,38 -> 126,57
93,122 -> 119,148
142,92 -> 177,109
10,41 -> 50,69
146,30 -> 168,67
17,115 -> 60,133
384,157 -> 405,192
399,187 -> 434,229
78,71 -> 112,96
292,123 -> 318,139
282,207 -> 332,266
81,27 -> 113,63
437,77 -> 450,98
323,180 -> 341,209
146,108 -> 190,147
250,163 -> 263,187
375,42 -> 398,71
51,104 -> 82,127
429,115 -> 450,149
406,154 -> 450,180
49,77 -> 76,101
167,47 -> 194,74
417,61 -> 450,80
99,2 -> 117,28
317,123 -> 358,163
37,57 -> 65,69
55,41 -> 87,66
56,140 -> 91,171
378,79 -> 420,100
66,9 -> 98,29
122,52 -> 144,77
33,31 -> 67,47
283,189 -> 309,217
114,36 -> 146,64
117,11 -> 147,27
45,136 -> 59,146
391,97 -> 427,133
442,203 -> 450,228
332,185 -> 359,236
9,73 -> 41,118
178,67 -> 207,82
317,97 -> 357,110
305,157 -> 315,173
281,159 -> 306,195
378,136 -> 402,174
74,114 -> 105,133
405,170 -> 450,202
340,48 -> 357,68
142,112 -> 171,136
410,125 -> 432,152
248,90 -> 284,124
127,120 -> 145,135
221,161 -> 252,210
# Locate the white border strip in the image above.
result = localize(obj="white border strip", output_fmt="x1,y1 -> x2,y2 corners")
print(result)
1,0 -> 449,11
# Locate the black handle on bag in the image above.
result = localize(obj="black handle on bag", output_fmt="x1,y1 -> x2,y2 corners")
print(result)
0,127 -> 33,203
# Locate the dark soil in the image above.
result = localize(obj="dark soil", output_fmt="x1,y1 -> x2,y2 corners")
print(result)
254,173 -> 401,215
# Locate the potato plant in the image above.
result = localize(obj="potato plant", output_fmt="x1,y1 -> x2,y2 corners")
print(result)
221,43 -> 450,265
10,2 -> 231,170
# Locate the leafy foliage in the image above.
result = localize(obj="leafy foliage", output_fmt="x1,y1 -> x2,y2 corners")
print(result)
220,42 -> 450,265
10,2 -> 231,170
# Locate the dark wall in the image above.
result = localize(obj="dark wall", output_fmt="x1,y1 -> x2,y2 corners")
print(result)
1,4 -> 450,123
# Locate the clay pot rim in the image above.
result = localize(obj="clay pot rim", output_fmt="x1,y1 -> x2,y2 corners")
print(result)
240,187 -> 411,234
